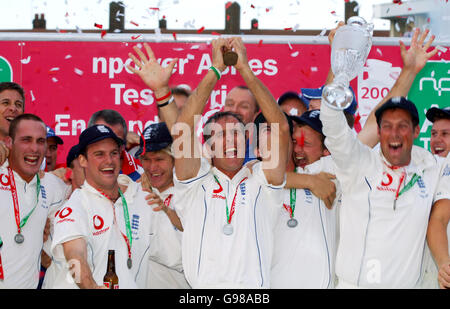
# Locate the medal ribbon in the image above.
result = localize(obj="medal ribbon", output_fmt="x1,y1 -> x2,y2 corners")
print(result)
97,188 -> 133,264
7,168 -> 41,235
213,175 -> 247,224
283,188 -> 297,219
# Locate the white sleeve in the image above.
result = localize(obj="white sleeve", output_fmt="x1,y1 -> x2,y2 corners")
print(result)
434,155 -> 450,202
320,100 -> 377,191
51,195 -> 90,263
173,157 -> 211,217
252,161 -> 285,208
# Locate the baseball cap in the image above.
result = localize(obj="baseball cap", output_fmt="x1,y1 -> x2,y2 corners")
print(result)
375,97 -> 419,127
134,122 -> 173,158
46,126 -> 64,145
426,106 -> 450,123
290,110 -> 323,136
300,85 -> 358,115
78,124 -> 123,154
66,144 -> 80,167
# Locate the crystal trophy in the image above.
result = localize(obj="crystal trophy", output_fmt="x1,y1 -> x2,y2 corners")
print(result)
322,16 -> 373,110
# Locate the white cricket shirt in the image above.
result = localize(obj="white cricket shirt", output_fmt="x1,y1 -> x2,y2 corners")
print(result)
50,175 -> 167,289
173,158 -> 285,288
271,156 -> 340,288
0,161 -> 65,288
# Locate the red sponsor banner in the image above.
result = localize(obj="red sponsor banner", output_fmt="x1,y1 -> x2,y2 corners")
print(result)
0,40 -> 448,164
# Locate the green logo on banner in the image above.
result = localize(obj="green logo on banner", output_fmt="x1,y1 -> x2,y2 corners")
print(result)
0,56 -> 13,82
408,61 -> 450,151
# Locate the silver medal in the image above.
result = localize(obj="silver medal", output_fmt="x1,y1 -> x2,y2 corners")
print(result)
14,233 -> 24,244
287,218 -> 298,228
223,224 -> 234,235
127,258 -> 132,269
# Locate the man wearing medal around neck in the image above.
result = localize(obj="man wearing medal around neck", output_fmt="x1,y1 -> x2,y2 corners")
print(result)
0,114 -> 66,288
319,27 -> 449,288
49,125 -> 177,289
128,37 -> 289,288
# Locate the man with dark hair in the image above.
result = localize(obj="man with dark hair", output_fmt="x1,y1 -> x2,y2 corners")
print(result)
0,82 -> 25,141
50,124 -> 176,288
88,109 -> 143,181
128,37 -> 289,288
277,91 -> 308,116
44,126 -> 64,172
0,113 -> 65,288
426,106 -> 450,158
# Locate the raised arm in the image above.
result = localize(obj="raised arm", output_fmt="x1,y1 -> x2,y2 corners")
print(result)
173,38 -> 228,181
357,28 -> 438,147
127,43 -> 178,131
230,37 -> 289,185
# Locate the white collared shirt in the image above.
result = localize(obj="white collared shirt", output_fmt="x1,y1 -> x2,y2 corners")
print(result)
271,156 -> 340,289
0,160 -> 65,288
50,175 -> 161,289
173,158 -> 285,288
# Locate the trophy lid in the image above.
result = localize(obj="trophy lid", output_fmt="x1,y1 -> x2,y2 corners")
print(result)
347,16 -> 374,33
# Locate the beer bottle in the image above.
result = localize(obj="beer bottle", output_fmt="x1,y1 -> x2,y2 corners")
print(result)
103,250 -> 119,289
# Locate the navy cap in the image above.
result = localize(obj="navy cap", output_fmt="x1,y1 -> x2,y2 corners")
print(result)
66,144 -> 80,167
375,97 -> 419,127
134,122 -> 173,158
290,109 -> 323,135
78,124 -> 123,154
426,106 -> 450,123
46,126 -> 64,145
300,85 -> 358,115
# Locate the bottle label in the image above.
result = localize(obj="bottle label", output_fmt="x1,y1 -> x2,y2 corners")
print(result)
103,282 -> 110,289
113,284 -> 119,289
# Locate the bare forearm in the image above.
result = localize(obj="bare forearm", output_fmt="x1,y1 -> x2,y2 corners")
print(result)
154,86 -> 179,132
163,208 -> 184,232
63,240 -> 100,289
427,217 -> 450,266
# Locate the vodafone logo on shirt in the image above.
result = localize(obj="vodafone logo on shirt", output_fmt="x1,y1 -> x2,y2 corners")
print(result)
0,173 -> 11,191
92,214 -> 109,236
56,207 -> 75,224
377,172 -> 396,193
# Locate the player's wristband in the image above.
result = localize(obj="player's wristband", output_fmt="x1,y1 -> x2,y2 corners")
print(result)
157,96 -> 173,108
155,90 -> 172,102
209,66 -> 221,80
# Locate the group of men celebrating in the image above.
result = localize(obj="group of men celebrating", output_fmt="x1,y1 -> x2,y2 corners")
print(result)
0,24 -> 449,289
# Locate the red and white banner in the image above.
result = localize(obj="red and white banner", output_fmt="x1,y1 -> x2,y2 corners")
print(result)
0,39 -> 448,165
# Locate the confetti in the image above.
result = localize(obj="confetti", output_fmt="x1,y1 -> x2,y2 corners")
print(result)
190,45 -> 200,50
197,26 -> 205,33
149,7 -> 159,11
172,48 -> 184,51
395,22 -> 400,32
187,54 -> 195,60
376,48 -> 383,56
436,45 -> 448,53
131,35 -> 142,40
251,4 -> 255,9
74,68 -> 83,75
49,67 -> 60,72
30,90 -> 35,102
252,21 -> 259,28
319,28 -> 327,36
211,32 -> 221,36
101,30 -> 107,39
291,51 -> 299,57
288,42 -> 293,50
94,23 -> 103,29
258,39 -> 263,47
20,56 -> 31,64
172,32 -> 177,40
284,27 -> 293,31
331,10 -> 336,15
225,2 -> 233,9
297,129 -> 305,147
311,66 -> 318,72
52,77 -> 58,83
130,20 -> 139,27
